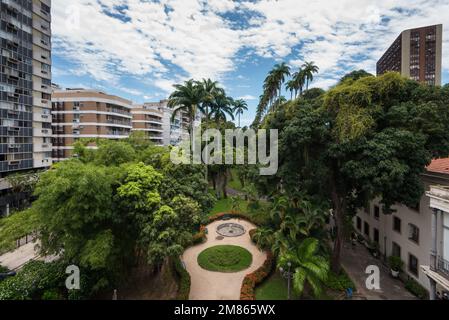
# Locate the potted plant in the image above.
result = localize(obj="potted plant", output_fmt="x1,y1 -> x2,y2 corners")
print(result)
388,256 -> 404,278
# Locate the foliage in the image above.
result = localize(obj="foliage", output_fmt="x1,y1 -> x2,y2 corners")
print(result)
254,272 -> 294,300
94,140 -> 137,166
326,270 -> 355,292
278,238 -> 329,298
172,257 -> 191,300
197,245 -> 252,273
339,70 -> 374,83
0,261 -> 66,300
0,209 -> 39,254
240,252 -> 275,300
256,71 -> 449,271
388,256 -> 404,272
0,265 -> 9,273
6,172 -> 41,194
405,278 -> 429,300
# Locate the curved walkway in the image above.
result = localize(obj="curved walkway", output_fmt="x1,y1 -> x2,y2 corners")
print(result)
182,218 -> 267,300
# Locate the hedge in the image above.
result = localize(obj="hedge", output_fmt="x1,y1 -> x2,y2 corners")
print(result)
172,257 -> 191,300
208,212 -> 260,226
191,226 -> 207,245
240,251 -> 275,300
405,278 -> 429,300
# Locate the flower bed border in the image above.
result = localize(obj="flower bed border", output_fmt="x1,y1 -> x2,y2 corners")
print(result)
240,251 -> 275,300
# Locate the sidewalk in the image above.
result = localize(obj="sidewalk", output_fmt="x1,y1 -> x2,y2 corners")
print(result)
340,242 -> 417,300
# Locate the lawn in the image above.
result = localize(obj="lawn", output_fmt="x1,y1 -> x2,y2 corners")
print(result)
197,245 -> 253,273
255,273 -> 298,300
228,169 -> 244,192
208,197 -> 272,226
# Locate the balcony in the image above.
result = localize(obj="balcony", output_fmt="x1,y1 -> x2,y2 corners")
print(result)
437,257 -> 449,279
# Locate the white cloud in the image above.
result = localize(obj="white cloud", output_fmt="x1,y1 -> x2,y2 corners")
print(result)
238,95 -> 257,100
53,0 -> 449,98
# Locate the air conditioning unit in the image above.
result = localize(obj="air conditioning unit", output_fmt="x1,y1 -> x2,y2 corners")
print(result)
8,160 -> 21,166
8,144 -> 20,149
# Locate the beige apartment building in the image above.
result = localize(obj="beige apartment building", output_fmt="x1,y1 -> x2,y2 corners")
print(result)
132,100 -> 201,146
51,89 -> 132,161
354,159 -> 449,298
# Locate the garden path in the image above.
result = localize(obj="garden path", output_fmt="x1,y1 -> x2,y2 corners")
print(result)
182,218 -> 267,300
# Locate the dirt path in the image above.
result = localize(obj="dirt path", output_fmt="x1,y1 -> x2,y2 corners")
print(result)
182,219 -> 267,300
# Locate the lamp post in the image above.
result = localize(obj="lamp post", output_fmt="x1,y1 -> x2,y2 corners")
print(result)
279,262 -> 294,300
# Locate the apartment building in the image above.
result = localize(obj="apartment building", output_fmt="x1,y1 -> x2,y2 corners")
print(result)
377,24 -> 443,86
51,89 -> 132,161
353,159 -> 449,296
132,100 -> 202,147
131,101 -> 169,146
0,0 -> 52,175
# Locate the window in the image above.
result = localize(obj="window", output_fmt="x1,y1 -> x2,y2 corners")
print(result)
373,228 -> 380,244
408,224 -> 420,244
364,222 -> 370,237
408,254 -> 419,276
392,242 -> 401,258
374,205 -> 380,220
356,217 -> 362,231
393,216 -> 401,233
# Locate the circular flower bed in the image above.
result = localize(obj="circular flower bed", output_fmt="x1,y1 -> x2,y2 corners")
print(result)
197,245 -> 253,273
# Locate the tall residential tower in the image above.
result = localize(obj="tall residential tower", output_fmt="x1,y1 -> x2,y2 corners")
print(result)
377,24 -> 443,86
0,0 -> 52,175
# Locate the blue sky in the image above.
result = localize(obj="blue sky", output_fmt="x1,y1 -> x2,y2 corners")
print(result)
52,0 -> 449,127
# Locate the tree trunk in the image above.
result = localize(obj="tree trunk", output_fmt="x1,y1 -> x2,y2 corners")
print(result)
222,171 -> 228,199
330,175 -> 345,274
205,106 -> 209,193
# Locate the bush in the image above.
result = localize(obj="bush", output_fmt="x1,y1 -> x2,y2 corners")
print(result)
41,289 -> 62,300
0,265 -> 9,273
405,278 -> 429,300
172,257 -> 191,300
326,270 -> 355,292
388,256 -> 404,272
209,212 -> 259,226
191,226 -> 207,245
240,252 -> 275,300
0,260 -> 66,300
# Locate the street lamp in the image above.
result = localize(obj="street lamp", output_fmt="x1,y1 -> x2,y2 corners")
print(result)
279,262 -> 294,300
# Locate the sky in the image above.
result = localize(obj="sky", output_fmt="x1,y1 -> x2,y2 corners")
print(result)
52,0 -> 449,127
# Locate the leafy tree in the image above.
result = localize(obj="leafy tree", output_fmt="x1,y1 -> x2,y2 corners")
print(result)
94,140 -> 137,166
339,70 -> 374,83
263,72 -> 449,271
278,238 -> 329,298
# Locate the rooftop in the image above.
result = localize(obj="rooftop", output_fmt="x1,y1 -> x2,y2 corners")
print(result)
427,158 -> 449,175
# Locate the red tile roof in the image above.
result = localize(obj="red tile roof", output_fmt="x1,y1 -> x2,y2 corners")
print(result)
427,158 -> 449,174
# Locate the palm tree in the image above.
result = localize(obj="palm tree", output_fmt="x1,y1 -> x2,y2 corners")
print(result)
285,80 -> 296,100
292,69 -> 306,97
210,94 -> 235,124
199,79 -> 223,192
168,79 -> 205,137
272,63 -> 291,99
232,99 -> 248,128
252,227 -> 274,250
278,238 -> 329,298
302,62 -> 319,91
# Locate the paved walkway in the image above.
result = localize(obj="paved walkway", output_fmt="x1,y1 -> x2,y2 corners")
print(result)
182,219 -> 267,300
341,242 -> 417,300
0,242 -> 40,271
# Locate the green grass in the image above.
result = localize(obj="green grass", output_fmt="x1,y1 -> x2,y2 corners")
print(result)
209,198 -> 248,215
255,273 -> 299,300
197,245 -> 253,273
228,169 -> 244,192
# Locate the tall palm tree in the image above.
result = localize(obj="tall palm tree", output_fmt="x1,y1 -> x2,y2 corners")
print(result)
210,94 -> 235,124
168,79 -> 205,137
292,69 -> 306,97
302,62 -> 319,91
232,99 -> 248,128
278,238 -> 329,298
285,80 -> 296,100
271,62 -> 291,103
199,79 -> 223,192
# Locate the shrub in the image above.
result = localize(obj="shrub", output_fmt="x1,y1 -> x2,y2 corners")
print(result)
209,212 -> 259,226
172,257 -> 191,300
405,278 -> 429,300
0,265 -> 9,274
240,252 -> 275,300
388,256 -> 404,272
0,260 -> 66,300
41,289 -> 62,300
191,226 -> 207,245
326,270 -> 355,292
